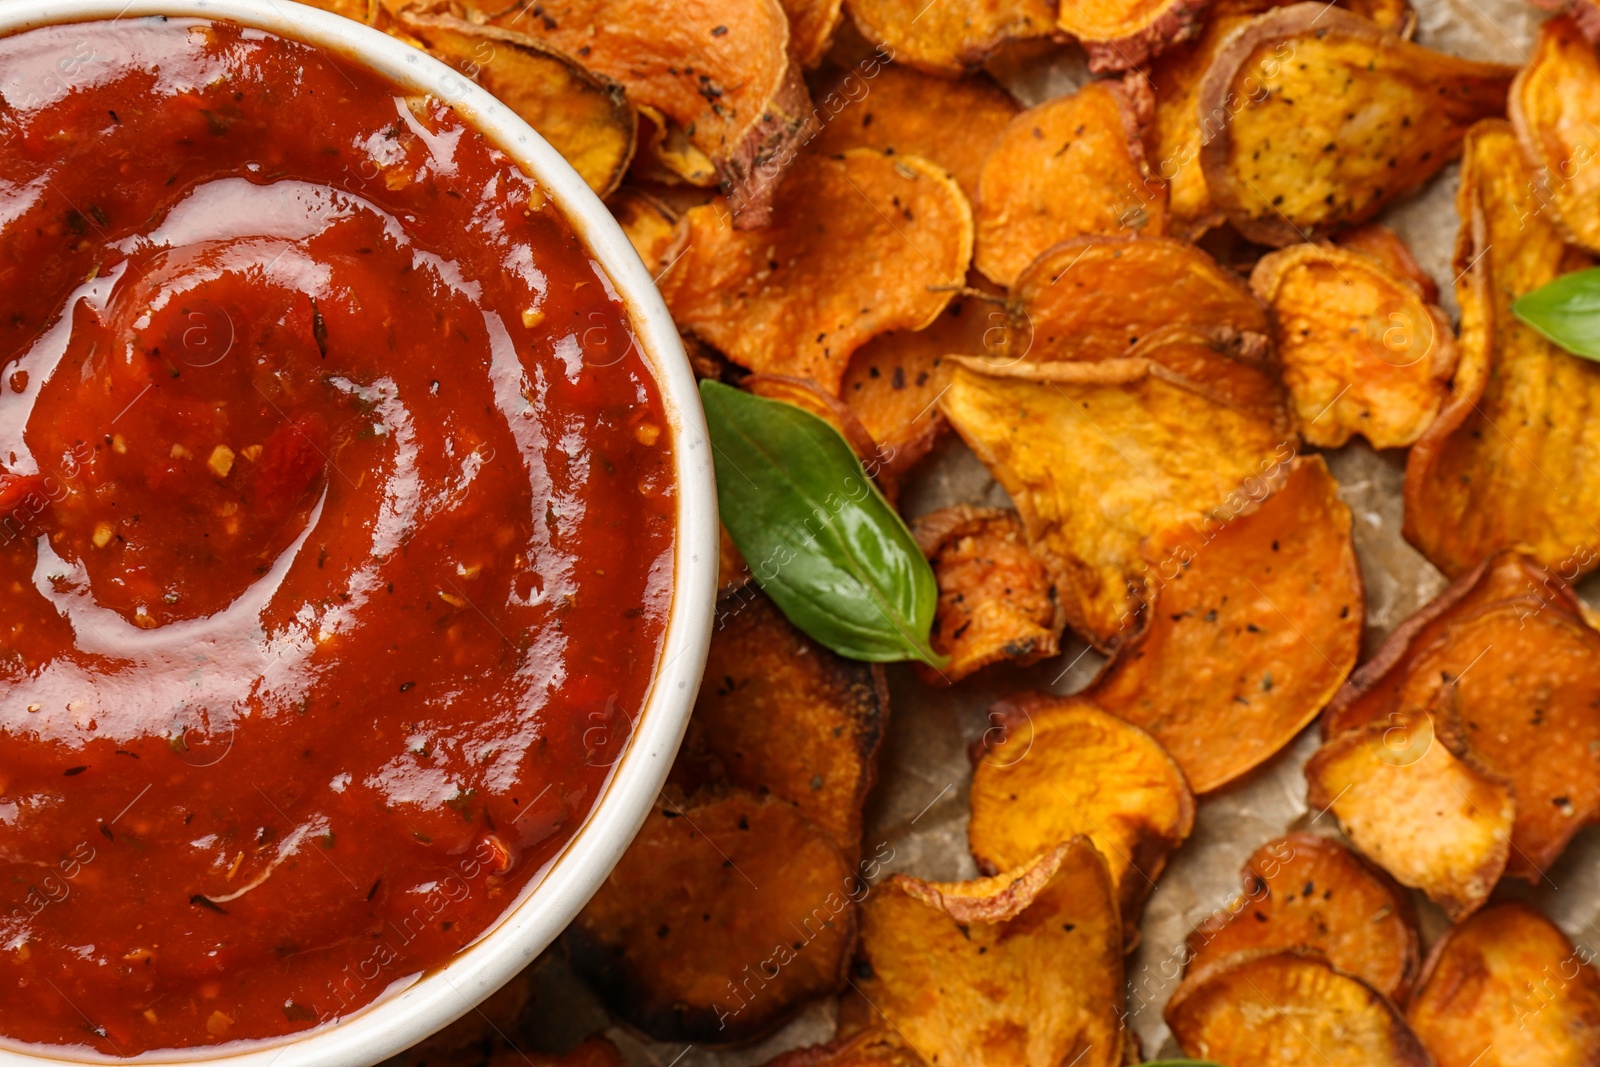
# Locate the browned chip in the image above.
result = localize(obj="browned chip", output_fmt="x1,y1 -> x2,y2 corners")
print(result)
974,81 -> 1166,287
1512,16 -> 1600,255
1405,120 -> 1600,578
1057,0 -> 1206,73
673,591 -> 886,861
839,291 -> 995,481
1009,236 -> 1267,364
657,148 -> 972,394
1087,457 -> 1361,792
1326,550 -> 1600,882
1336,223 -> 1439,303
763,1030 -> 923,1067
302,0 -> 379,21
808,64 -> 1019,202
1407,902 -> 1600,1067
609,188 -> 682,274
1250,243 -> 1455,448
567,790 -> 854,1043
1186,833 -> 1420,1003
939,358 -> 1290,648
1166,949 -> 1432,1066
1120,324 -> 1288,431
968,694 -> 1194,930
396,13 -> 636,197
1197,4 -> 1515,246
1305,709 -> 1513,921
843,0 -> 1057,76
489,0 -> 812,226
1143,0 -> 1415,238
854,839 -> 1127,1067
910,506 -> 1062,683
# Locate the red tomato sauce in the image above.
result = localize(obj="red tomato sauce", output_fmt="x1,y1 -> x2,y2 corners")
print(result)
0,17 -> 674,1053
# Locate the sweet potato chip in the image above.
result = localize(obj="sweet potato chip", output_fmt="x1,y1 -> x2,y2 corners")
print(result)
840,292 -> 996,480
1196,4 -> 1515,246
939,358 -> 1290,648
1009,236 -> 1267,364
854,839 -> 1126,1067
567,790 -> 855,1043
785,0 -> 846,66
1512,16 -> 1600,255
1057,0 -> 1206,73
1337,223 -> 1438,303
1120,324 -> 1288,431
1333,587 -> 1600,882
657,148 -> 972,394
1166,949 -> 1432,1066
843,0 -> 1057,76
974,81 -> 1166,287
967,694 -> 1194,929
673,591 -> 886,860
808,64 -> 1019,202
1250,243 -> 1455,448
1185,833 -> 1420,1003
1305,709 -> 1513,921
397,13 -> 636,197
1406,902 -> 1600,1067
631,103 -> 720,187
489,0 -> 812,227
1087,457 -> 1361,792
1404,120 -> 1600,579
609,188 -> 682,274
302,0 -> 379,21
763,1030 -> 924,1067
1143,0 -> 1415,238
910,507 -> 1062,684
743,374 -> 881,463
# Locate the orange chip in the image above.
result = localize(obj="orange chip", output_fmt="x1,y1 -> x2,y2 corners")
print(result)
910,506 -> 1062,684
1406,121 -> 1600,579
609,188 -> 682,274
843,0 -> 1057,76
1186,833 -> 1420,1003
939,357 -> 1290,648
967,694 -> 1194,932
1167,949 -> 1433,1066
1336,223 -> 1439,304
673,591 -> 886,860
784,0 -> 846,66
1120,324 -> 1288,431
974,80 -> 1166,287
567,790 -> 854,1043
1305,709 -> 1513,921
1327,549 -> 1600,881
855,839 -> 1127,1067
1009,236 -> 1267,364
1057,0 -> 1206,73
1250,243 -> 1455,448
1511,16 -> 1600,255
839,291 -> 999,480
1142,0 -> 1415,239
808,63 -> 1019,202
489,0 -> 812,227
1406,902 -> 1600,1067
1087,457 -> 1361,792
657,148 -> 972,394
1197,4 -> 1515,246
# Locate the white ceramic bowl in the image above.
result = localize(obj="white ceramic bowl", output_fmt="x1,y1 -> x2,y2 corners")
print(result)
0,2 -> 717,1064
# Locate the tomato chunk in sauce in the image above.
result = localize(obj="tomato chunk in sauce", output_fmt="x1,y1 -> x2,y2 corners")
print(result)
0,17 -> 674,1053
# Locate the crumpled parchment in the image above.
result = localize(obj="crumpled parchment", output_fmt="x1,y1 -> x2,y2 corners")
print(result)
520,2 -> 1600,1060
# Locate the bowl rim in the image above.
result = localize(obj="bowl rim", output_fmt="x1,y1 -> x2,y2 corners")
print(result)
0,2 -> 718,1064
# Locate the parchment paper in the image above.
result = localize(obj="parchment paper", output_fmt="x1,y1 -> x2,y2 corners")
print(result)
517,2 -> 1600,1060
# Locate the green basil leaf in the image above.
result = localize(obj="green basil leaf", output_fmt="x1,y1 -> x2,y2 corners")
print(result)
1512,266 -> 1600,359
700,380 -> 946,667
